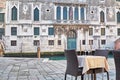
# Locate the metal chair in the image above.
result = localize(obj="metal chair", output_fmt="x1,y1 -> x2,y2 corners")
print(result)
64,49 -> 84,80
113,50 -> 120,80
93,49 -> 109,80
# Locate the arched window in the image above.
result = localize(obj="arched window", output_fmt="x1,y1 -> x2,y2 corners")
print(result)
67,30 -> 76,38
117,12 -> 120,23
34,8 -> 39,21
63,7 -> 67,20
100,11 -> 105,23
81,7 -> 84,20
74,7 -> 79,20
56,6 -> 61,20
69,7 -> 73,20
11,6 -> 17,20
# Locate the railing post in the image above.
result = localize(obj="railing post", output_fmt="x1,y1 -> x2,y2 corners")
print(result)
37,47 -> 40,58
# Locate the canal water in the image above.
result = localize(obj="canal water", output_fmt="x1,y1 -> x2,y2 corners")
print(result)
43,53 -> 113,60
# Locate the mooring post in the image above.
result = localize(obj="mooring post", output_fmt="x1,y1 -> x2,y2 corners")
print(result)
0,49 -> 3,57
37,47 -> 40,58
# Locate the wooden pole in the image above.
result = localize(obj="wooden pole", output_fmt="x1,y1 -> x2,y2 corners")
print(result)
0,43 -> 3,57
0,49 -> 2,57
37,47 -> 40,58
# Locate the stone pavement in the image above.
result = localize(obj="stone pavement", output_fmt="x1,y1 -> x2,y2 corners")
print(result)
0,57 -> 115,80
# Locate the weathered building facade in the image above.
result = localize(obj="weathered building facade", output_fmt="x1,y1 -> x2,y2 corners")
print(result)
0,0 -> 5,39
0,0 -> 5,56
1,0 -> 120,53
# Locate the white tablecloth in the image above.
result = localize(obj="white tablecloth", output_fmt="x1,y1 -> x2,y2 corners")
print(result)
77,55 -> 109,74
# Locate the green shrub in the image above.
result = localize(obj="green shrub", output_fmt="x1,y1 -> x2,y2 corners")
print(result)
4,53 -> 37,57
4,52 -> 64,57
41,52 -> 64,57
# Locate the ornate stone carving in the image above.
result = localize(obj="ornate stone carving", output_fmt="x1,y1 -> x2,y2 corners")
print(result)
19,3 -> 31,20
23,5 -> 28,14
106,7 -> 115,22
54,25 -> 89,35
11,1 -> 18,7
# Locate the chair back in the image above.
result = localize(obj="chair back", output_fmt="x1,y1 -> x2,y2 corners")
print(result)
94,49 -> 109,59
113,50 -> 120,80
64,49 -> 79,76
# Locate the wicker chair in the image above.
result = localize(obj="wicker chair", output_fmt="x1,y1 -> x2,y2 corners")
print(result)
64,49 -> 84,80
113,50 -> 120,80
93,49 -> 109,80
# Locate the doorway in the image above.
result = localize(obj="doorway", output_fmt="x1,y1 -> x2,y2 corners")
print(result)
67,30 -> 76,50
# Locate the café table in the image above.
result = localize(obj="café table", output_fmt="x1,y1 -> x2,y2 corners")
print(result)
77,55 -> 109,80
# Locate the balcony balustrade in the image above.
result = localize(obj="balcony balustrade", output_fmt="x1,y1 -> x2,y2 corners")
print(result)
54,20 -> 90,25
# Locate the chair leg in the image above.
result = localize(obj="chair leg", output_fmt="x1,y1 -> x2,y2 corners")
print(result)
107,72 -> 109,80
81,75 -> 84,80
75,76 -> 77,80
93,73 -> 96,80
91,74 -> 94,80
64,73 -> 67,80
71,76 -> 73,80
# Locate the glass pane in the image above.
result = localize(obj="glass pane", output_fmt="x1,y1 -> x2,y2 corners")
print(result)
0,28 -> 5,39
0,13 -> 4,22
117,28 -> 120,35
82,40 -> 85,45
63,7 -> 67,20
12,6 -> 17,20
56,6 -> 61,20
100,11 -> 105,22
67,30 -> 76,38
117,12 -> 120,23
34,8 -> 39,21
58,40 -> 61,45
48,28 -> 54,35
69,7 -> 73,20
74,7 -> 79,20
34,40 -> 39,46
89,40 -> 93,45
48,40 -> 54,45
89,28 -> 93,35
81,7 -> 84,20
11,40 -> 17,46
101,40 -> 106,45
34,27 -> 39,35
11,27 -> 17,35
101,28 -> 105,35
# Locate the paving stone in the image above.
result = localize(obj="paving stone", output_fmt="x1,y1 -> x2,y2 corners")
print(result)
0,76 -> 8,80
1,73 -> 9,77
8,77 -> 17,80
37,75 -> 46,80
0,57 -> 116,80
28,76 -> 38,80
18,76 -> 28,80
18,71 -> 30,76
